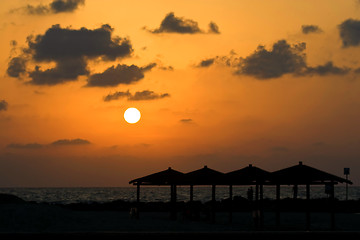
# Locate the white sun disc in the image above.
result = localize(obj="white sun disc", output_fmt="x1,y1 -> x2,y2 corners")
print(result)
124,108 -> 141,124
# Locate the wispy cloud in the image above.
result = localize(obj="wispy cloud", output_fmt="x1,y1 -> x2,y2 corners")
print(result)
7,138 -> 91,149
104,90 -> 170,102
51,138 -> 91,146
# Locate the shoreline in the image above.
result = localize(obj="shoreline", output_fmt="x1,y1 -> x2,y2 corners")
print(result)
1,193 -> 360,233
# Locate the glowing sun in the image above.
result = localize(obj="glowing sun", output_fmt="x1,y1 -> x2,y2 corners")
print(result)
124,108 -> 141,124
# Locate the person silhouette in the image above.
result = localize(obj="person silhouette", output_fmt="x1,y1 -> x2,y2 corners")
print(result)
293,185 -> 298,199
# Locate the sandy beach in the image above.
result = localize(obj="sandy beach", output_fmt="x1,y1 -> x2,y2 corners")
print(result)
1,195 -> 360,239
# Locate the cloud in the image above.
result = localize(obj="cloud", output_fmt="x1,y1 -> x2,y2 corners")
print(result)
104,90 -> 170,102
235,40 -> 307,79
7,24 -> 133,86
11,0 -> 85,15
128,90 -> 170,101
209,39 -> 351,79
104,90 -> 131,102
158,65 -> 174,71
354,67 -> 360,73
50,0 -> 85,13
7,143 -> 44,149
51,138 -> 91,146
7,138 -> 91,149
0,100 -> 9,111
301,25 -> 323,34
180,118 -> 193,123
208,22 -> 220,34
338,18 -> 360,47
147,12 -> 220,34
304,61 -> 350,76
197,58 -> 215,67
28,24 -> 132,62
29,58 -> 89,85
7,57 -> 27,78
86,63 -> 155,87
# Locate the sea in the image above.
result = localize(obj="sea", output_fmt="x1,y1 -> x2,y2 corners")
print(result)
0,186 -> 359,204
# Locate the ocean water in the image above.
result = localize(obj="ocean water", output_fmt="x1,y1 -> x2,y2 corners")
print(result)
0,185 -> 359,204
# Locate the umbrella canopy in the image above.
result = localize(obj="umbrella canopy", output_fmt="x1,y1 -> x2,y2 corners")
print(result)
184,165 -> 226,185
129,167 -> 185,185
272,161 -> 352,185
226,164 -> 272,185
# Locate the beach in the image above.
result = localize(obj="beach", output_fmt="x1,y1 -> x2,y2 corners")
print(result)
1,193 -> 360,239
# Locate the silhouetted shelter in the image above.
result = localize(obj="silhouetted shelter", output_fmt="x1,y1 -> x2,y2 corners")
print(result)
129,162 -> 352,228
271,161 -> 352,185
184,166 -> 226,222
225,164 -> 272,226
226,164 -> 271,184
271,161 -> 353,230
129,167 -> 185,203
184,165 -> 226,201
129,167 -> 185,186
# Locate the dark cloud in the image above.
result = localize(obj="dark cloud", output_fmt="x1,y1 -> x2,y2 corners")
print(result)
28,58 -> 89,85
11,0 -> 84,15
7,57 -> 27,78
7,143 -> 44,149
208,22 -> 220,34
8,24 -> 133,86
235,40 -> 307,79
128,90 -> 170,101
0,100 -> 8,111
197,58 -> 215,67
304,61 -> 350,76
159,65 -> 174,71
354,67 -> 360,73
28,24 -> 132,62
87,63 -> 155,87
104,90 -> 131,102
50,0 -> 85,13
206,39 -> 351,79
148,12 -> 220,34
338,18 -> 360,47
301,25 -> 323,34
104,90 -> 170,102
51,138 -> 91,146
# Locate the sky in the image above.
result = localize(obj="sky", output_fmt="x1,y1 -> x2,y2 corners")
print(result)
0,0 -> 359,187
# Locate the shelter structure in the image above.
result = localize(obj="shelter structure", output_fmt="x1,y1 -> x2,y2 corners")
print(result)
225,164 -> 272,226
184,165 -> 226,202
271,161 -> 353,230
183,166 -> 226,222
129,167 -> 185,219
129,162 -> 352,229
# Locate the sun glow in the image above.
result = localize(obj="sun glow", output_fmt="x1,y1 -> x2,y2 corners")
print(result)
124,108 -> 141,124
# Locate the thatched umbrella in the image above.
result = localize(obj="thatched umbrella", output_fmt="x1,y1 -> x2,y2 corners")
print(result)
271,161 -> 352,230
129,167 -> 185,202
184,166 -> 226,222
184,165 -> 226,201
225,164 -> 272,227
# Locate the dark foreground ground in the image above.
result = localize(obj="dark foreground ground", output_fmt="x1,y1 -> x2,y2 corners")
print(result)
1,231 -> 360,240
0,193 -> 359,239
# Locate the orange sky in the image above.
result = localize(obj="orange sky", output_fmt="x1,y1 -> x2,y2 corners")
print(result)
0,0 -> 359,186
